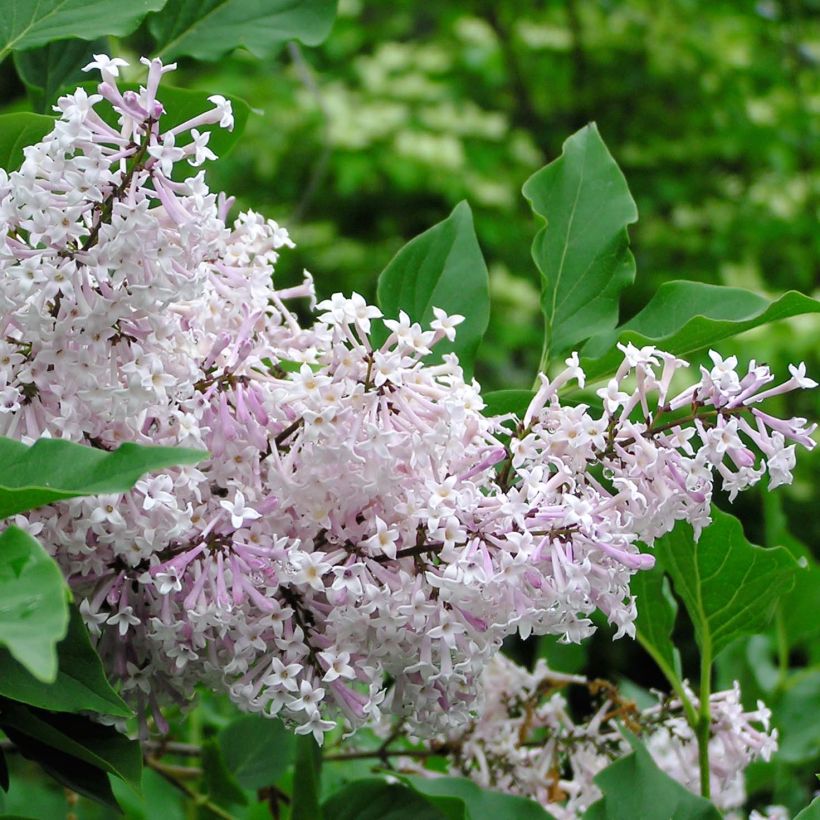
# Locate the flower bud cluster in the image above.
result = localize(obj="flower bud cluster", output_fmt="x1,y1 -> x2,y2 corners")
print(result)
0,57 -> 815,743
408,654 -> 781,818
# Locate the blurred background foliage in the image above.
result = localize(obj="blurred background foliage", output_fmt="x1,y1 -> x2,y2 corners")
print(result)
0,0 -> 818,816
179,0 -> 820,547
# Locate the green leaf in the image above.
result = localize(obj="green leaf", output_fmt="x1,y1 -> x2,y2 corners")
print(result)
218,714 -> 294,789
201,737 -> 248,808
775,669 -> 820,764
632,562 -> 683,693
404,775 -> 556,820
291,734 -> 323,820
580,283 -> 820,384
482,389 -> 535,419
376,200 -> 490,379
0,527 -> 69,682
0,700 -> 142,790
763,492 -> 820,650
77,81 -> 251,168
0,436 -> 205,519
14,745 -> 118,809
13,39 -> 104,112
655,507 -> 799,662
322,779 -> 451,820
0,113 -> 55,171
149,0 -> 338,61
583,731 -> 721,819
111,768 -> 186,820
0,605 -> 131,717
0,0 -> 169,61
522,123 -> 637,366
795,797 -> 820,820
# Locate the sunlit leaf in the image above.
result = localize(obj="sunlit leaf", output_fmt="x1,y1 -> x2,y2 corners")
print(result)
0,436 -> 205,519
149,0 -> 337,61
0,527 -> 69,682
0,0 -> 168,61
0,606 -> 131,717
580,283 -> 820,384
655,507 -> 799,662
376,200 -> 490,379
522,123 -> 637,365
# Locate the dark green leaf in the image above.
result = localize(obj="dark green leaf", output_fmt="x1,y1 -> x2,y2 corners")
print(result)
0,605 -> 131,717
13,39 -> 104,112
292,734 -> 323,820
535,634 -> 588,675
323,779 -> 450,820
0,436 -> 205,519
580,283 -> 820,384
522,123 -> 637,365
149,0 -> 338,61
201,737 -> 247,808
0,0 -> 168,60
405,775 -> 556,820
77,81 -> 251,169
376,200 -> 490,379
583,731 -> 721,819
3,724 -> 119,809
0,113 -> 55,171
0,527 -> 69,682
632,562 -> 683,692
0,748 -> 8,792
0,701 -> 141,790
218,714 -> 294,789
655,507 -> 799,662
482,390 -> 535,419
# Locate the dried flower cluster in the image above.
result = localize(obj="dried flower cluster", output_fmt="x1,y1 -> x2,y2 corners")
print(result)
0,57 -> 815,744
402,654 -> 781,818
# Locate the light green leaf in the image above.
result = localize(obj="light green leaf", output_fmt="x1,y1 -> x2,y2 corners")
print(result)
522,123 -> 637,366
0,526 -> 69,682
655,507 -> 799,662
404,775 -> 556,820
0,700 -> 142,790
376,200 -> 490,379
633,562 -> 683,694
292,734 -> 323,820
583,731 -> 721,819
322,779 -> 452,820
0,436 -> 205,519
775,669 -> 820,764
795,797 -> 820,820
218,714 -> 294,789
0,113 -> 55,171
763,492 -> 820,650
149,0 -> 338,61
580,283 -> 820,384
13,39 -> 104,112
0,0 -> 168,61
111,768 -> 186,820
0,606 -> 131,717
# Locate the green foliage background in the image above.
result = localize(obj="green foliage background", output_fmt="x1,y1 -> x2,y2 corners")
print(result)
0,0 -> 818,817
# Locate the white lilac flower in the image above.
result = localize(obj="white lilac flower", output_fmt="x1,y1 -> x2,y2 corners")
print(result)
0,55 -> 814,747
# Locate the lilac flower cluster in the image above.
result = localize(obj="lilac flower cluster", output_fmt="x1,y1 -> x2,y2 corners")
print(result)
0,57 -> 815,743
407,654 -> 781,818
